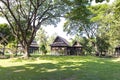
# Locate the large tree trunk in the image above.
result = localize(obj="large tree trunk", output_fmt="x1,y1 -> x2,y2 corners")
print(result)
90,41 -> 99,56
15,40 -> 19,56
92,42 -> 100,56
23,45 -> 30,59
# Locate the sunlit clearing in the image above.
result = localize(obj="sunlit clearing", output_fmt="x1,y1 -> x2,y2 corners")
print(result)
112,58 -> 120,62
13,69 -> 26,72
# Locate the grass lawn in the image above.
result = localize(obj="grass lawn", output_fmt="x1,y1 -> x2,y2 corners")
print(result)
0,55 -> 120,80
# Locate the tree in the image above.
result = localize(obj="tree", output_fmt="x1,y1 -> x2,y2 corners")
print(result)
36,28 -> 47,45
63,1 -> 94,55
88,4 -> 112,54
90,1 -> 120,54
63,0 -> 110,55
36,28 -> 57,54
46,33 -> 57,53
96,36 -> 110,55
63,0 -> 110,37
0,0 -> 66,58
0,23 -> 15,55
36,28 -> 48,54
110,0 -> 120,45
40,44 -> 47,55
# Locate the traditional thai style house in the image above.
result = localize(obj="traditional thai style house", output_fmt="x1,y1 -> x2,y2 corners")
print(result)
50,36 -> 82,55
18,40 -> 39,53
68,41 -> 82,55
50,36 -> 70,55
28,40 -> 39,53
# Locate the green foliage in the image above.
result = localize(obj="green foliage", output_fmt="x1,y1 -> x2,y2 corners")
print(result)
80,37 -> 94,54
64,1 -> 114,55
114,0 -> 120,19
91,0 -> 120,51
0,24 -> 9,35
0,24 -> 15,45
36,28 -> 57,54
63,0 -> 92,36
63,0 -> 110,36
36,28 -> 48,54
89,0 -> 120,54
40,44 -> 47,54
89,4 -> 110,23
36,28 -> 48,45
96,36 -> 110,53
109,0 -> 120,46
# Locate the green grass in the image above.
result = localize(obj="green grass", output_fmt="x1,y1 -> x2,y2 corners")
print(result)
0,55 -> 120,80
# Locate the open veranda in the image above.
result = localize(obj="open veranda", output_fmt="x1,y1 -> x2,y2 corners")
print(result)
0,55 -> 120,80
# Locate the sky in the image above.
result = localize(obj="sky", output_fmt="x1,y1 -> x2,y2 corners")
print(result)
0,17 -> 8,24
0,0 -> 115,41
42,18 -> 73,41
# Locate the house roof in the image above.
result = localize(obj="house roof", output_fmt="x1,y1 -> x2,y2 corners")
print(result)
30,40 -> 39,47
50,36 -> 70,47
18,40 -> 39,48
72,41 -> 82,47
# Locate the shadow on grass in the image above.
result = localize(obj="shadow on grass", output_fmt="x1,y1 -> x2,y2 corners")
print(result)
0,57 -> 120,80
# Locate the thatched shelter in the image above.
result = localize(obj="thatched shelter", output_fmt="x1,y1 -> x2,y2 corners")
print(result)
68,41 -> 82,55
50,36 -> 82,55
50,36 -> 70,55
18,40 -> 39,53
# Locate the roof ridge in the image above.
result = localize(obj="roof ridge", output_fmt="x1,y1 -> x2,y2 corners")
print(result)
57,36 -> 70,46
51,36 -> 70,47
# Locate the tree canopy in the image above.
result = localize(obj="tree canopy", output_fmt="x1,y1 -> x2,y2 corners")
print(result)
0,24 -> 14,45
63,0 -> 120,55
0,0 -> 66,58
0,23 -> 15,55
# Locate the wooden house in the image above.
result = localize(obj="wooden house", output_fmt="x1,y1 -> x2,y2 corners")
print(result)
50,36 -> 70,55
28,40 -> 39,53
18,40 -> 39,53
50,36 -> 82,55
68,41 -> 82,55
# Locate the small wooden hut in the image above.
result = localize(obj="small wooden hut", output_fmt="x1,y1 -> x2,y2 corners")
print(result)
50,36 -> 82,55
50,36 -> 70,55
18,40 -> 39,53
28,40 -> 39,53
68,41 -> 82,55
